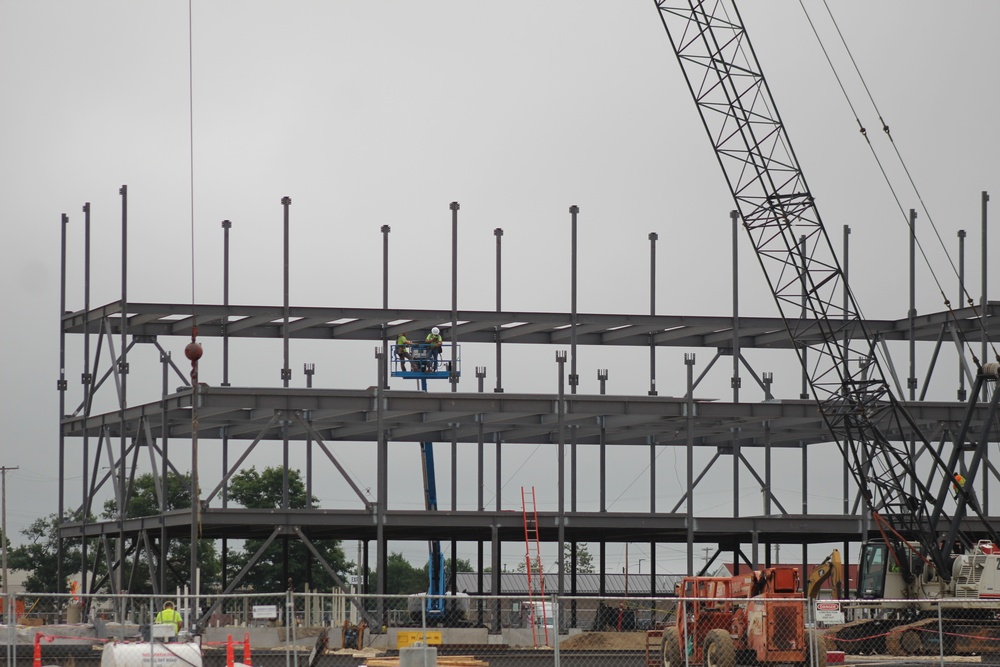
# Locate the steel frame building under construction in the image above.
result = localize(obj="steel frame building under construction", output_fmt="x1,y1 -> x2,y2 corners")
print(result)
53,187 -> 1000,610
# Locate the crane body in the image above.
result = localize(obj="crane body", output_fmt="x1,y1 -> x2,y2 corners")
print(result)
654,0 -> 1000,656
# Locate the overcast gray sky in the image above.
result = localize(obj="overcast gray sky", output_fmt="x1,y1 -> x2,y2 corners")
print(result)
1,1 -> 998,576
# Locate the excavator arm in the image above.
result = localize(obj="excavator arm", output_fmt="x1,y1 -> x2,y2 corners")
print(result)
806,550 -> 843,600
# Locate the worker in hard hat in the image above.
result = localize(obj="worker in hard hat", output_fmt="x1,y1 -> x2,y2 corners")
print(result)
396,332 -> 413,371
155,601 -> 183,637
952,473 -> 966,500
952,472 -> 981,513
425,327 -> 443,371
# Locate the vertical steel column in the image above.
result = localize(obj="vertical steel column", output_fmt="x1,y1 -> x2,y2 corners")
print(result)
731,210 -> 741,519
731,210 -> 741,403
305,366 -> 315,589
569,207 -> 579,519
598,370 -> 607,512
281,197 -> 292,387
477,411 -> 484,512
909,209 -> 917,401
649,232 -> 658,396
222,220 -> 232,386
494,228 -> 504,393
980,190 -> 990,516
451,424 -> 458,512
58,213 -> 68,593
188,332 -> 203,598
375,350 -> 387,624
842,225 -> 851,518
450,202 -> 459,391
118,184 -> 128,598
598,542 -> 606,597
161,351 -> 169,594
490,526 -> 501,633
81,202 -> 91,592
381,225 -> 390,388
556,351 -> 567,596
982,191 -> 991,402
685,353 -> 695,575
649,434 -> 656,513
476,537 -> 484,620
958,230 -> 967,400
495,430 -> 502,513
837,224 -> 849,579
802,439 -> 808,515
221,219 -> 231,593
981,191 -> 991,513
279,198 -> 292,590
799,235 -> 808,399
569,206 -> 579,392
908,209 -> 918,504
763,419 -> 772,515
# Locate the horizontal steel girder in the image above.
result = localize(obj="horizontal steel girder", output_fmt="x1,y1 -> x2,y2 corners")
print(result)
62,301 -> 1000,349
61,386 -> 989,449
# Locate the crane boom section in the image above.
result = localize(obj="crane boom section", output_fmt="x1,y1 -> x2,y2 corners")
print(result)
653,0 -> 998,577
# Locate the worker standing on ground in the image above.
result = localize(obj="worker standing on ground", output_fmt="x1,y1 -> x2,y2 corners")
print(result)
425,327 -> 443,370
155,601 -> 183,636
396,332 -> 413,371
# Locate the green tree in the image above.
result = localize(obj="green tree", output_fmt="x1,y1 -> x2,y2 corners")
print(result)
382,551 -> 427,595
101,472 -> 221,594
515,556 -> 543,575
564,543 -> 596,574
8,513 -> 91,593
423,556 -> 475,581
226,466 -> 348,591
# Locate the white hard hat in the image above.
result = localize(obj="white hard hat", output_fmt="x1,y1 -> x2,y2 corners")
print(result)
431,327 -> 440,335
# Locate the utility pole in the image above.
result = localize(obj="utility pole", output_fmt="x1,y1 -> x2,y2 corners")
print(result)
1,466 -> 19,595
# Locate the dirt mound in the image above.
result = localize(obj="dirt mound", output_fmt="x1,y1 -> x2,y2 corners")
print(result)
559,632 -> 649,650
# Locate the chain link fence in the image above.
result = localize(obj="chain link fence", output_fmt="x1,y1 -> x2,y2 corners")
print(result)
4,592 -> 1000,667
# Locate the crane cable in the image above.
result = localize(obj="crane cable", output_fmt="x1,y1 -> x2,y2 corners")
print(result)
187,0 -> 203,542
798,0 -> 997,369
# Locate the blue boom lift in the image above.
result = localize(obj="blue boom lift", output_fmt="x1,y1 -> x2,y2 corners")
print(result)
391,335 -> 462,624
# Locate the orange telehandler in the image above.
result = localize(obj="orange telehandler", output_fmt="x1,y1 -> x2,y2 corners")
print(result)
662,567 -> 825,667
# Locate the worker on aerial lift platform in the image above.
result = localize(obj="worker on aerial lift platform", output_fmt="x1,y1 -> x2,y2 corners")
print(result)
423,327 -> 443,371
395,332 -> 413,371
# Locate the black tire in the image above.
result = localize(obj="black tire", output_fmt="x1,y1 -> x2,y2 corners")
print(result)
805,629 -> 828,667
705,628 -> 737,667
663,627 -> 683,667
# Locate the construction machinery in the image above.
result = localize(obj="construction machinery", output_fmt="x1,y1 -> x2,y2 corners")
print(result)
654,0 -> 1000,657
391,339 -> 466,625
806,550 -> 843,601
662,567 -> 825,667
825,539 -> 1000,654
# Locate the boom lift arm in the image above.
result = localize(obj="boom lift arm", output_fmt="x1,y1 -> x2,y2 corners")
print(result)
653,0 -> 1000,581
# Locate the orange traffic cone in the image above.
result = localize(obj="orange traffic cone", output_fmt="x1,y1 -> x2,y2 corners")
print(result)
226,634 -> 234,667
33,632 -> 42,667
243,632 -> 252,666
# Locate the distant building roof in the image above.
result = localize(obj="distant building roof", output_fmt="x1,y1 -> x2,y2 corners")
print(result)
454,572 -> 683,596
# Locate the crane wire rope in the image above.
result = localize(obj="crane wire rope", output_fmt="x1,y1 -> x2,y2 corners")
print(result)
799,0 -> 997,368
188,0 -> 196,309
797,2 -> 1000,557
187,0 -> 203,543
